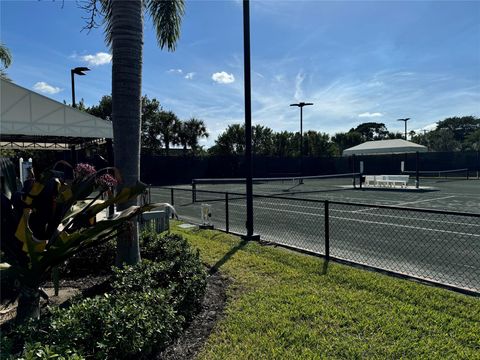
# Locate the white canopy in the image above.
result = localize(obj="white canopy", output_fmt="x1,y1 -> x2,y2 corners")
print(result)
1,78 -> 112,149
343,139 -> 427,156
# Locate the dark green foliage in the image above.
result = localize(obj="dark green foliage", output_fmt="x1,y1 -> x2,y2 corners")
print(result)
59,239 -> 116,278
140,232 -> 207,321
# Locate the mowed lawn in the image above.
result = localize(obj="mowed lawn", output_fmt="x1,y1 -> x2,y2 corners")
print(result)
172,223 -> 480,359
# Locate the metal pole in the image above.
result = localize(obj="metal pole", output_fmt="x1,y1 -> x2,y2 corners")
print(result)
324,200 -> 330,260
242,0 -> 258,240
71,70 -> 76,108
170,188 -> 175,219
415,151 -> 419,188
300,105 -> 303,175
225,192 -> 229,233
404,121 -> 407,140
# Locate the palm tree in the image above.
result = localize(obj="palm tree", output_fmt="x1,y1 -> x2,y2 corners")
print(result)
184,118 -> 208,156
156,111 -> 180,156
98,0 -> 185,265
0,43 -> 12,80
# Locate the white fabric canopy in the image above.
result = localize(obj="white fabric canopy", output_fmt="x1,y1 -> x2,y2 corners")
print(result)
343,139 -> 427,156
1,78 -> 112,141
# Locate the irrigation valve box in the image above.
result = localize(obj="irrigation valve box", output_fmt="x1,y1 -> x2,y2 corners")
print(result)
199,203 -> 214,229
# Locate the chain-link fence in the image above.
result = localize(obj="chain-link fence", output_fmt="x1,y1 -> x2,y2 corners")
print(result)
150,187 -> 480,294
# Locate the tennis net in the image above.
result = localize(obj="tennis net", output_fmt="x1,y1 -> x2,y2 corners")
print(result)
402,168 -> 470,180
192,172 -> 362,199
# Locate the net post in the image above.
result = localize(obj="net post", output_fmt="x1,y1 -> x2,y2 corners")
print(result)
192,181 -> 197,203
466,169 -> 469,180
225,192 -> 229,233
352,155 -> 356,189
415,151 -> 419,189
324,200 -> 330,260
170,188 -> 175,219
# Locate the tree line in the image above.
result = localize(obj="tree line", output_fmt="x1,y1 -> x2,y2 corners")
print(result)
208,117 -> 479,156
410,116 -> 480,152
208,122 -> 405,157
78,95 -> 208,156
81,94 -> 480,157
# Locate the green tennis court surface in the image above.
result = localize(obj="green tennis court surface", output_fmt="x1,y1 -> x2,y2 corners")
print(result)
150,178 -> 480,293
182,177 -> 480,213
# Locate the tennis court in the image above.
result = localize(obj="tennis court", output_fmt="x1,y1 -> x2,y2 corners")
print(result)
150,176 -> 480,293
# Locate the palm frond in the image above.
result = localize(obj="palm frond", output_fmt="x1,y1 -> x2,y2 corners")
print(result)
146,0 -> 185,51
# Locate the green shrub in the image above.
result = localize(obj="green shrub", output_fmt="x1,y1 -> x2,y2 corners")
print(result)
59,239 -> 116,278
139,232 -> 207,321
16,343 -> 84,360
43,290 -> 181,359
5,232 -> 207,360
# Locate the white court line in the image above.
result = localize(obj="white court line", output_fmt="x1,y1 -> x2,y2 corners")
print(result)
222,198 -> 480,228
228,203 -> 480,237
246,198 -> 480,228
394,195 -> 456,207
165,193 -> 479,227
352,195 -> 456,213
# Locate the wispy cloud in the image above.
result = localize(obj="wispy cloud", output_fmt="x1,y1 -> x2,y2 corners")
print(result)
184,72 -> 195,80
358,112 -> 383,118
168,68 -> 183,74
212,71 -> 235,84
33,81 -> 62,94
294,71 -> 305,100
81,52 -> 112,66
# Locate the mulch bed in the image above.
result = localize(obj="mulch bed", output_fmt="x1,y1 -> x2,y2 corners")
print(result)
157,271 -> 231,360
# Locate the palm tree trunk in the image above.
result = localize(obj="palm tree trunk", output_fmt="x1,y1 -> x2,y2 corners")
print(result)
16,284 -> 40,324
111,0 -> 143,266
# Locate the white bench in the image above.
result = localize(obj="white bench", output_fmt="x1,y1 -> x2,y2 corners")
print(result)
365,175 -> 409,188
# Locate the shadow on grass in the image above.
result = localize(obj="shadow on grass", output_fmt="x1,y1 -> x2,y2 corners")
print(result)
209,239 -> 249,275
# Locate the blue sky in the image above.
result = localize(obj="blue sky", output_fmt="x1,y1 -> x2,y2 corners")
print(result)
2,0 -> 479,147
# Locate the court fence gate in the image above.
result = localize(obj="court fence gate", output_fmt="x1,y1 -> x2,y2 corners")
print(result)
153,187 -> 480,295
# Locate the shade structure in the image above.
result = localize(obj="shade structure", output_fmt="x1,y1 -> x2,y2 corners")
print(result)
1,78 -> 112,149
342,139 -> 427,156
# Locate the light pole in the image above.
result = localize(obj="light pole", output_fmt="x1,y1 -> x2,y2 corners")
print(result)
397,118 -> 410,140
290,102 -> 313,175
71,67 -> 90,108
241,0 -> 259,241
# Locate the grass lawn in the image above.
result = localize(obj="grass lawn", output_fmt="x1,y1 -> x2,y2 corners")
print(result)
172,223 -> 480,359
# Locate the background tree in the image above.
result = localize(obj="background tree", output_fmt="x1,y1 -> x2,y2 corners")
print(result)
84,0 -> 185,266
331,131 -> 362,154
303,131 -> 333,157
140,96 -> 163,153
209,124 -> 245,156
183,118 -> 209,156
155,111 -> 181,156
464,129 -> 480,151
436,116 -> 480,149
0,43 -> 12,80
87,95 -> 112,120
353,122 -> 389,141
252,125 -> 274,156
272,131 -> 295,157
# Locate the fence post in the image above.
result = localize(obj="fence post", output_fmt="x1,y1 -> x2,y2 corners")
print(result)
192,182 -> 196,203
170,188 -> 175,219
225,192 -> 229,233
324,200 -> 330,259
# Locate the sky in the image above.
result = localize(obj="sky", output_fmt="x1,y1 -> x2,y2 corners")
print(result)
1,0 -> 479,147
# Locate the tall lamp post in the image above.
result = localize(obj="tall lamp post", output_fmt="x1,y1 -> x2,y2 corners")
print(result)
290,102 -> 313,176
397,118 -> 410,140
71,67 -> 90,108
241,0 -> 259,241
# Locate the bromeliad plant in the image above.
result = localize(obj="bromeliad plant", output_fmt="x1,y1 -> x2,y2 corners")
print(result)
0,161 -> 168,323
